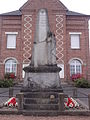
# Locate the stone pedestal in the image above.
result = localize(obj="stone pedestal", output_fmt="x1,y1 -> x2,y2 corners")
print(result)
23,65 -> 62,89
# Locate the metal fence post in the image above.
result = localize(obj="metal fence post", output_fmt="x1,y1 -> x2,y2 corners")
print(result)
58,93 -> 64,112
16,93 -> 24,111
9,87 -> 13,98
88,94 -> 90,110
73,88 -> 77,98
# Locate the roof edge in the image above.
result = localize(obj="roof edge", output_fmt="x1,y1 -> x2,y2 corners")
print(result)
66,10 -> 90,18
0,10 -> 22,16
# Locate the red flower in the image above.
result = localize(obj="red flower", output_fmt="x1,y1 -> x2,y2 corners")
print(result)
71,73 -> 83,81
9,73 -> 15,79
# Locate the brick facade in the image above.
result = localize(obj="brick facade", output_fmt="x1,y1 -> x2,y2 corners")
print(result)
0,0 -> 90,82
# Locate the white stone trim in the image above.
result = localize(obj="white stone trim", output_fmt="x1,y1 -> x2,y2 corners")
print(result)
3,57 -> 19,64
23,15 -> 32,63
68,58 -> 83,65
5,32 -> 18,35
69,32 -> 82,35
56,15 -> 64,64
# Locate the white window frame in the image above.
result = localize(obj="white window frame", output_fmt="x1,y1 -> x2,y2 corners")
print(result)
69,32 -> 82,49
5,32 -> 18,49
70,59 -> 82,76
5,32 -> 18,35
5,59 -> 17,76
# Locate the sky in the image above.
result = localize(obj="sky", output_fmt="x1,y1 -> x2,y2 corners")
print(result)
0,0 -> 90,15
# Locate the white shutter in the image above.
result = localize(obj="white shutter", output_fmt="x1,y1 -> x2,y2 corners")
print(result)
22,64 -> 29,78
7,34 -> 16,49
57,64 -> 64,78
71,34 -> 80,49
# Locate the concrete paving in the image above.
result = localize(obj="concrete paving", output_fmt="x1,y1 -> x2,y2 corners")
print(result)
0,115 -> 90,120
0,87 -> 21,104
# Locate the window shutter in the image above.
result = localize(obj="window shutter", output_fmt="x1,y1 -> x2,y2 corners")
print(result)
71,34 -> 80,49
7,34 -> 16,49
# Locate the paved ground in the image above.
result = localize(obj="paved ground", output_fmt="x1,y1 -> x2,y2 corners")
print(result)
0,87 -> 21,104
0,83 -> 90,117
62,83 -> 90,107
0,115 -> 90,120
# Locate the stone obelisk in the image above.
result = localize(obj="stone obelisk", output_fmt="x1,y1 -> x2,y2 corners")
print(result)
23,8 -> 62,89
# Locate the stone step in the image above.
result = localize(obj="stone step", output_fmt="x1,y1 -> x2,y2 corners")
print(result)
23,104 -> 59,110
22,110 -> 60,116
22,89 -> 63,115
24,92 -> 58,98
14,82 -> 23,87
24,98 -> 58,104
21,87 -> 63,93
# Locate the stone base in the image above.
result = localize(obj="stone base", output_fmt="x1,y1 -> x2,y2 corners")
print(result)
23,65 -> 62,89
23,72 -> 61,89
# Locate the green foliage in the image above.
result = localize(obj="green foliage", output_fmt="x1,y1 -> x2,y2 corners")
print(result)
74,78 -> 90,88
0,79 -> 13,88
0,73 -> 16,88
0,80 -> 4,88
4,73 -> 10,79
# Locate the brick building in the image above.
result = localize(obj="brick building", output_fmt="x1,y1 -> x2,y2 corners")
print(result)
0,0 -> 90,82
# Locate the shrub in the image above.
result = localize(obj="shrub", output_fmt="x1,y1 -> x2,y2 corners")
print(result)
4,73 -> 10,79
0,80 -> 4,88
4,73 -> 16,79
0,79 -> 13,88
74,78 -> 90,88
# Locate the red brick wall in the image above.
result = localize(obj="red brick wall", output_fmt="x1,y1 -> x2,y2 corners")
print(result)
66,16 -> 89,81
0,16 -> 22,80
0,0 -> 89,82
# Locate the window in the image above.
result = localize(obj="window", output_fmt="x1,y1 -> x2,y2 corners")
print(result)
70,59 -> 82,76
69,32 -> 81,49
7,34 -> 16,49
71,34 -> 80,49
5,59 -> 17,75
5,32 -> 18,49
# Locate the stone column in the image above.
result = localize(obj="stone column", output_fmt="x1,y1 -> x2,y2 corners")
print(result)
16,93 -> 24,111
58,93 -> 64,111
9,87 -> 13,98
